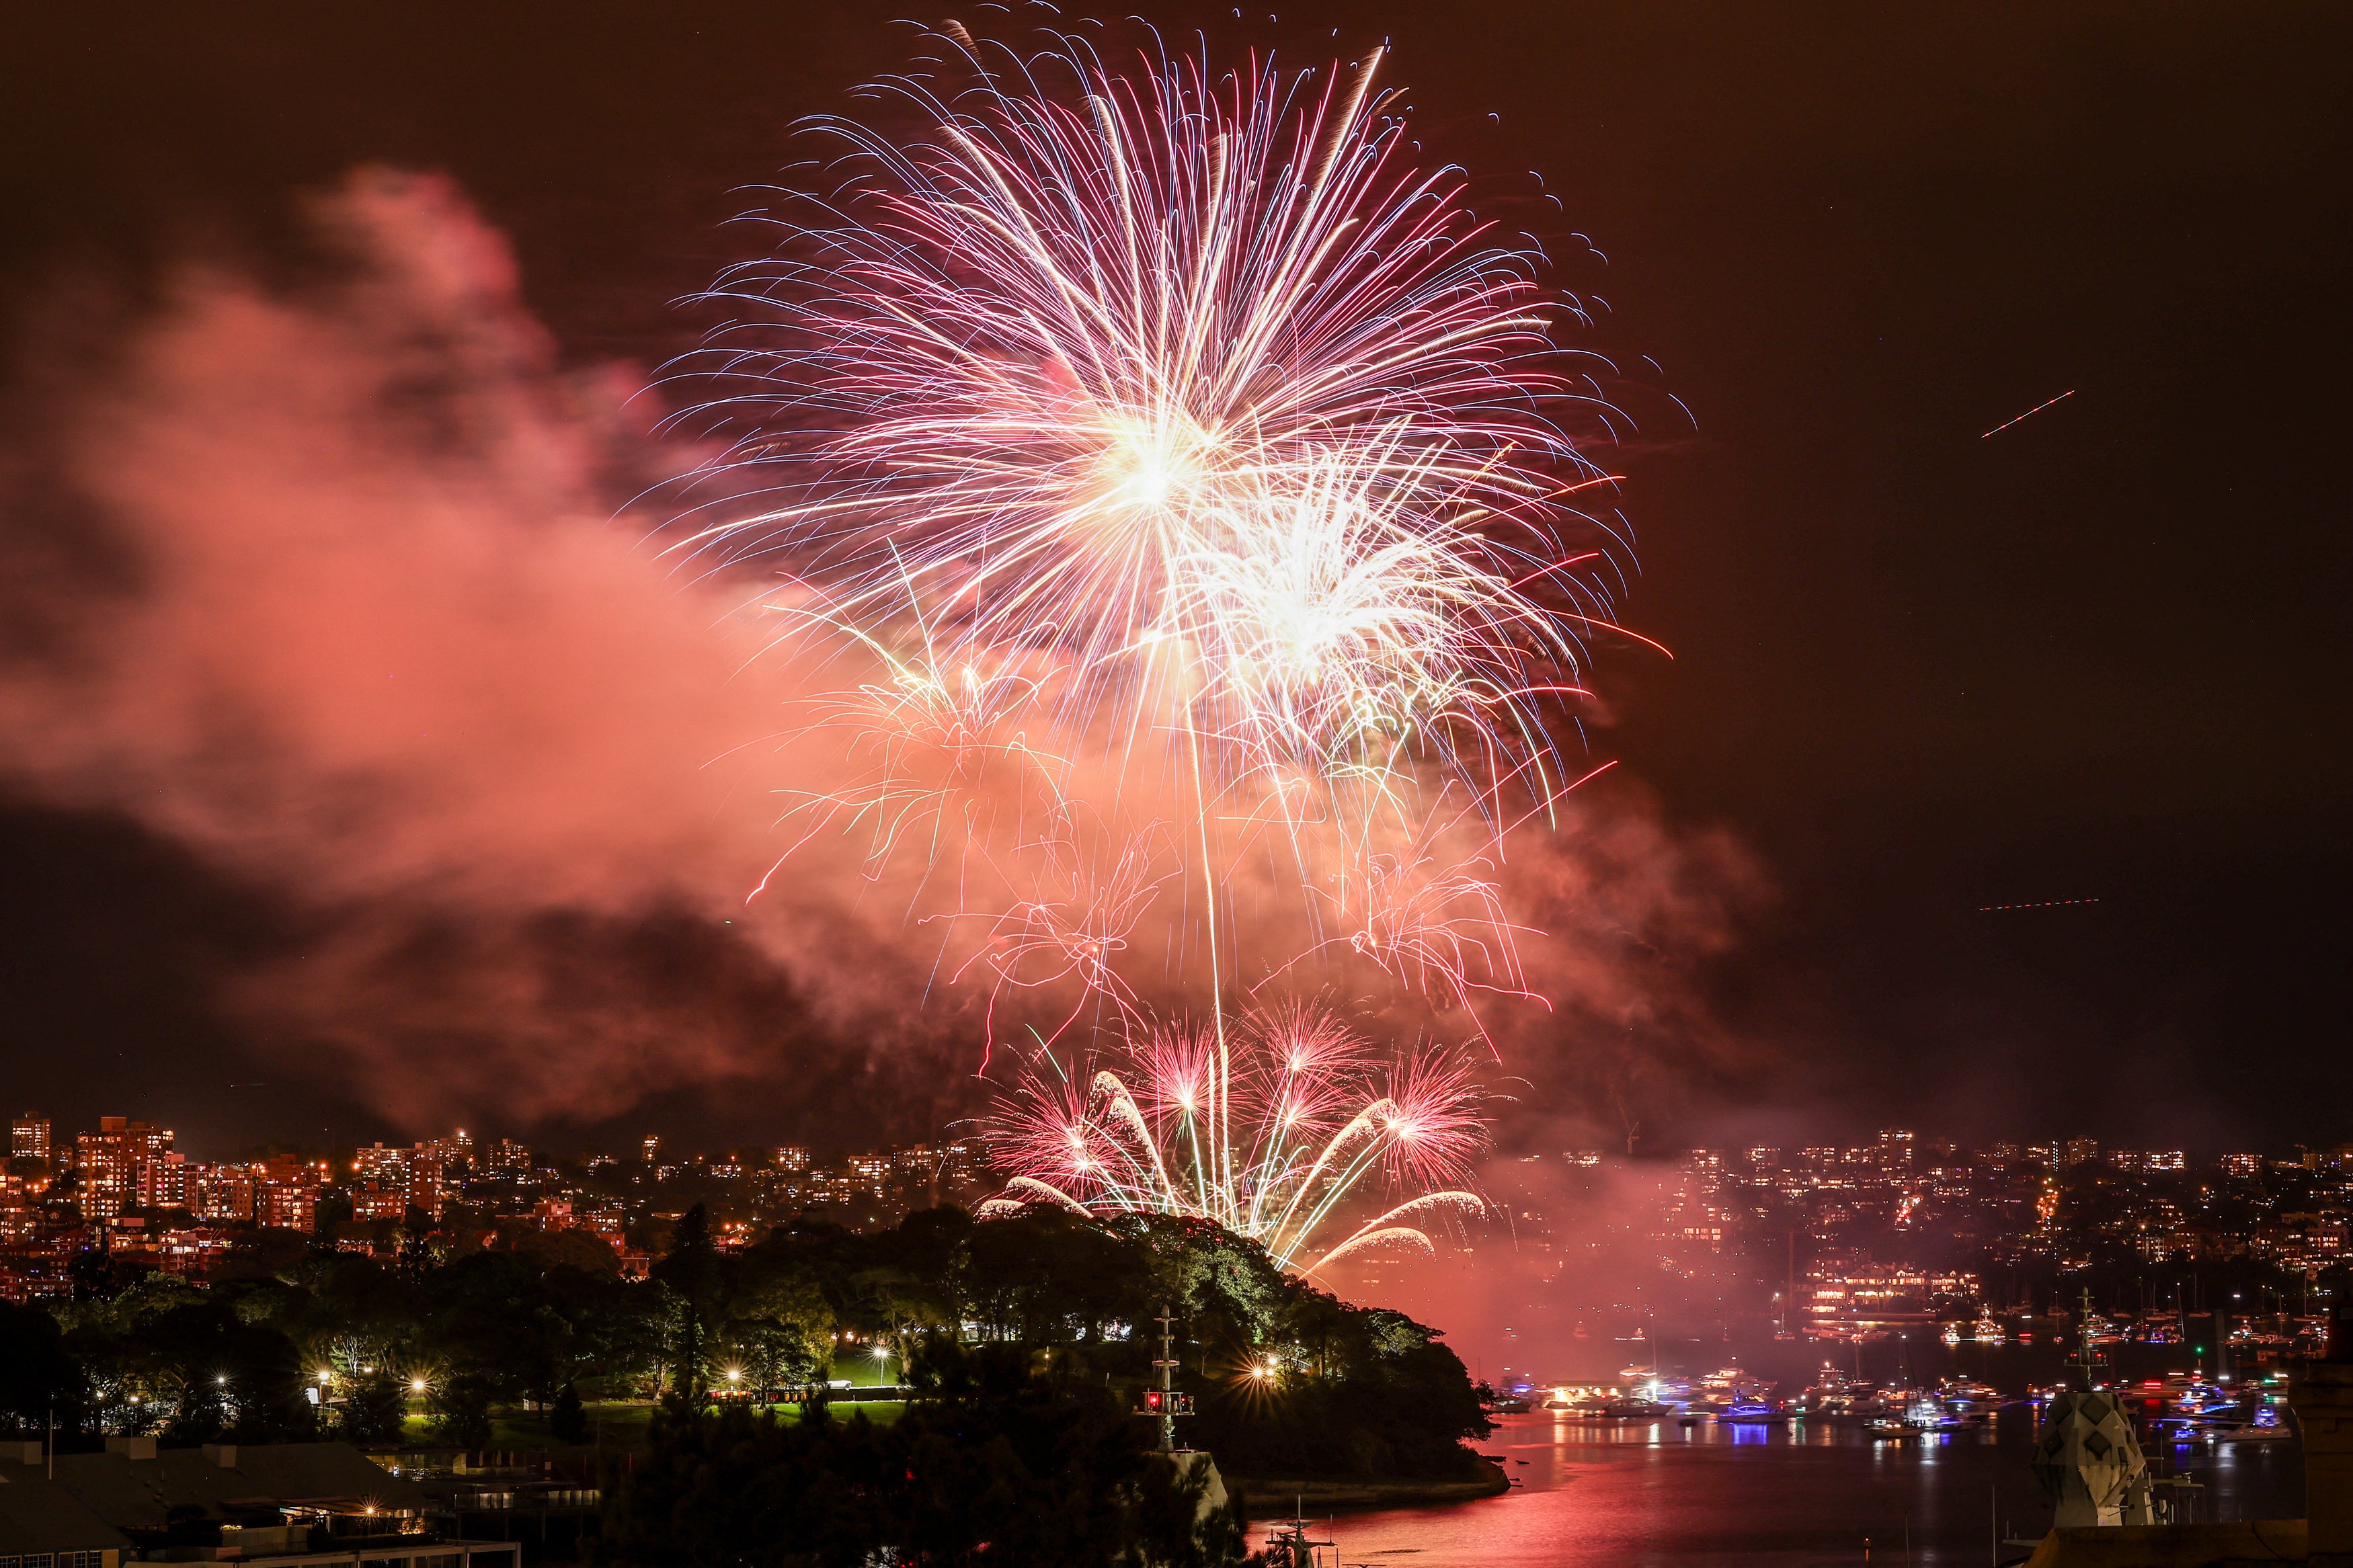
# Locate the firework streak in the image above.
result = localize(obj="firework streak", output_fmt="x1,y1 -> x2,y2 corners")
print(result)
674,27 -> 1642,1272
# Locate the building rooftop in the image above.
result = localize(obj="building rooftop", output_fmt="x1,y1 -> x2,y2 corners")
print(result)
0,1454 -> 134,1558
0,1442 -> 428,1530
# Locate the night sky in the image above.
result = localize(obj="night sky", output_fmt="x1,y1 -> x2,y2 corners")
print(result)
1,3 -> 2345,1158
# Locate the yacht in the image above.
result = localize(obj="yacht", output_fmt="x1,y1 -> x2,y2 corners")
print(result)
1936,1375 -> 2005,1411
1798,1362 -> 1875,1416
2211,1402 -> 2292,1444
2172,1380 -> 2239,1419
1720,1400 -> 1784,1423
1868,1398 -> 1966,1439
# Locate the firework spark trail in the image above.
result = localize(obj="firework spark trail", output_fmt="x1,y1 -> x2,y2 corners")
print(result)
947,823 -> 1175,1053
679,26 -> 1657,1268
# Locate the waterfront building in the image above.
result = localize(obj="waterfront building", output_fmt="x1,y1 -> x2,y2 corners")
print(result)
1804,1261 -> 1981,1339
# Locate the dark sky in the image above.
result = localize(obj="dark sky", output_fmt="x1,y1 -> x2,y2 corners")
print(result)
1,3 -> 2346,1157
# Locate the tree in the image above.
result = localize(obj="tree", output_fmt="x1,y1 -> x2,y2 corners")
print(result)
595,1342 -> 1249,1567
549,1380 -> 589,1446
719,1268 -> 836,1392
0,1301 -> 85,1436
340,1372 -> 409,1446
511,1228 -> 623,1278
427,1372 -> 495,1448
651,1204 -> 723,1404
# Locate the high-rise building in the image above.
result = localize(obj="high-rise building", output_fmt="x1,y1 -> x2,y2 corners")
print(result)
1877,1129 -> 1917,1169
76,1118 -> 173,1220
641,1136 -> 662,1163
407,1147 -> 444,1217
189,1163 -> 257,1223
10,1114 -> 50,1161
351,1143 -> 408,1220
255,1156 -> 325,1231
136,1150 -> 188,1209
347,1142 -> 447,1221
775,1145 -> 809,1173
936,1141 -> 986,1186
2060,1137 -> 2100,1169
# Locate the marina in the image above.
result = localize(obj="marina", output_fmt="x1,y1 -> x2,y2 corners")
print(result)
1247,1407 -> 2304,1567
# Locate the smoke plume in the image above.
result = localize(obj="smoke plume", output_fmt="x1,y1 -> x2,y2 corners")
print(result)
0,167 -> 1762,1136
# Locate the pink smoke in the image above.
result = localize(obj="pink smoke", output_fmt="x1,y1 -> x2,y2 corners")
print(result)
0,166 -> 1762,1136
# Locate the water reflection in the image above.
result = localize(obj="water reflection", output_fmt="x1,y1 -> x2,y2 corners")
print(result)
1246,1411 -> 2304,1568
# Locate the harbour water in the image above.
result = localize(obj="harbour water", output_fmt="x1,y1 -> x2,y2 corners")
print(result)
1248,1408 -> 2305,1567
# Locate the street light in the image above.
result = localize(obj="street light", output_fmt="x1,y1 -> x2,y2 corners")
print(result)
409,1378 -> 428,1393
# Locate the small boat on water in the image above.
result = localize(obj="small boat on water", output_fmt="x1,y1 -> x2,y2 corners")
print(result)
1261,1514 -> 1337,1568
1720,1401 -> 1782,1423
1869,1399 -> 1966,1439
2211,1403 -> 2292,1444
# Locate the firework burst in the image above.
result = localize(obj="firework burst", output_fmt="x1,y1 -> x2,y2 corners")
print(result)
676,27 -> 1628,802
976,1003 -> 1486,1274
678,24 -> 1648,1270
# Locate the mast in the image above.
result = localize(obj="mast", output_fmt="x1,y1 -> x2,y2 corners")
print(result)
1154,1305 -> 1179,1452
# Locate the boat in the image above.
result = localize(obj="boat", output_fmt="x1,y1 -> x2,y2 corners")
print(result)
1868,1398 -> 1966,1439
1540,1385 -> 1612,1415
1261,1514 -> 1337,1568
2173,1381 -> 2239,1419
2211,1403 -> 2292,1444
1936,1376 -> 2004,1411
1798,1362 -> 1874,1416
1720,1401 -> 1783,1423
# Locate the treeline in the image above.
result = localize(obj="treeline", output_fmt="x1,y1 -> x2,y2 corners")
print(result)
601,1348 -> 1252,1568
0,1205 -> 1489,1480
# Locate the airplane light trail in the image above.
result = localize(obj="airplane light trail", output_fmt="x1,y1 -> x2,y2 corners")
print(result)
1981,388 -> 2075,439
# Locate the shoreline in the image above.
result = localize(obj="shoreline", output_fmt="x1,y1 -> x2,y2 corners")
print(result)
1231,1460 -> 1511,1517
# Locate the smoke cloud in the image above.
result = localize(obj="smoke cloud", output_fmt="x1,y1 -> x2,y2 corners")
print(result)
0,167 -> 1763,1137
